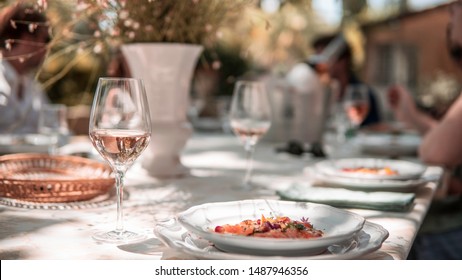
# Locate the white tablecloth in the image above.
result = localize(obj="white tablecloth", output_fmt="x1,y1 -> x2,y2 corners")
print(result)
0,133 -> 443,260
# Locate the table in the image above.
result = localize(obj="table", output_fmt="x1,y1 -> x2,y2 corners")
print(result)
0,133 -> 443,260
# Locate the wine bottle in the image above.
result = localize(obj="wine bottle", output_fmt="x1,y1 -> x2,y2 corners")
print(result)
306,34 -> 347,74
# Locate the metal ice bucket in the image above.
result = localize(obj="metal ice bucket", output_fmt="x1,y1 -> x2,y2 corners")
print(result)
263,64 -> 332,153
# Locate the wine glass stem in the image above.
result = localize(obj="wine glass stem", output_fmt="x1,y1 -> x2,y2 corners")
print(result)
48,135 -> 59,155
115,171 -> 125,233
243,143 -> 255,186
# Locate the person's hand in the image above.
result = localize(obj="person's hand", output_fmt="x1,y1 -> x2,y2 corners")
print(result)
387,85 -> 418,124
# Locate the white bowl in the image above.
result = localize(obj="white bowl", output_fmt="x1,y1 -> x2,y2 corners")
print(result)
155,219 -> 389,260
177,199 -> 365,256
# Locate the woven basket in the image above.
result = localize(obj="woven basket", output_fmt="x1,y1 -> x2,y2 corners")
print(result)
0,153 -> 115,202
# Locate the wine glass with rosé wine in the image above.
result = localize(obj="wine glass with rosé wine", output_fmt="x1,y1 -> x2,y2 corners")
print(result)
89,77 -> 151,243
229,80 -> 271,190
343,84 -> 370,133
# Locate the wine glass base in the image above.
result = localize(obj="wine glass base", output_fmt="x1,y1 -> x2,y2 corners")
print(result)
232,180 -> 267,191
92,230 -> 146,244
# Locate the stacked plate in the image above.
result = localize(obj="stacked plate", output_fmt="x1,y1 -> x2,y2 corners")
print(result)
311,158 -> 428,192
154,199 -> 389,259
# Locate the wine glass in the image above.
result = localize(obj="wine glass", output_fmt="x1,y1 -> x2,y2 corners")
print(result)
38,104 -> 69,155
343,84 -> 370,133
89,77 -> 151,243
229,80 -> 271,190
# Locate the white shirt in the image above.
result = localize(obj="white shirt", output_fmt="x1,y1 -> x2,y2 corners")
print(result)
0,60 -> 49,134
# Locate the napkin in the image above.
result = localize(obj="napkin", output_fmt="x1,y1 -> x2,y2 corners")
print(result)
277,182 -> 415,212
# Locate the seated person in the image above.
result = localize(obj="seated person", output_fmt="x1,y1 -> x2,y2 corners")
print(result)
387,0 -> 462,259
0,2 -> 51,134
311,34 -> 382,127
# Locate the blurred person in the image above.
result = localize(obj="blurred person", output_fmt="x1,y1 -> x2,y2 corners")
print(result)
388,0 -> 462,259
0,1 -> 51,134
311,34 -> 382,128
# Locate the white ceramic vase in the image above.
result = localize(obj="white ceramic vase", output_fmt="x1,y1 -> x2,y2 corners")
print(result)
121,43 -> 203,177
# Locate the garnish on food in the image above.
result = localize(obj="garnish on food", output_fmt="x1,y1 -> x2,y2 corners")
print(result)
213,215 -> 324,239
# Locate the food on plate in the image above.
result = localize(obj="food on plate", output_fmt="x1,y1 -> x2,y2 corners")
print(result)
213,215 -> 324,239
341,166 -> 398,175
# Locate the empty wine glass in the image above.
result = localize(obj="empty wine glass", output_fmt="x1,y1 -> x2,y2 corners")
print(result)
38,104 -> 69,155
89,77 -> 151,243
343,84 -> 370,132
229,80 -> 271,190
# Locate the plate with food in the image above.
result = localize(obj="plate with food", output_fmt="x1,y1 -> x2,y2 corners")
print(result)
310,172 -> 427,192
155,218 -> 388,260
314,158 -> 426,181
176,199 -> 365,256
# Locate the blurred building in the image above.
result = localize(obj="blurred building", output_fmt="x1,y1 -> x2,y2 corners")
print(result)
361,3 -> 461,117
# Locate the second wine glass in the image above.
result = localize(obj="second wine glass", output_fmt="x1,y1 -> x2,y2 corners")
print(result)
89,77 -> 151,244
343,84 -> 370,131
229,80 -> 271,190
38,104 -> 69,155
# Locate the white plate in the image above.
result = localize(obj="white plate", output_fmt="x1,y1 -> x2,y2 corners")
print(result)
315,158 -> 426,181
305,167 -> 427,192
177,199 -> 365,256
314,175 -> 427,192
155,219 -> 388,260
0,134 -> 50,154
357,133 -> 421,156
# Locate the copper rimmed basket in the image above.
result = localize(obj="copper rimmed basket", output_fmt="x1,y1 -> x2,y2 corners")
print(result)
0,153 -> 115,203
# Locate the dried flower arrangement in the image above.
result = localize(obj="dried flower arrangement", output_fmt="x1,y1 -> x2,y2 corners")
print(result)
76,0 -> 252,47
0,0 -> 50,62
0,0 -> 256,103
